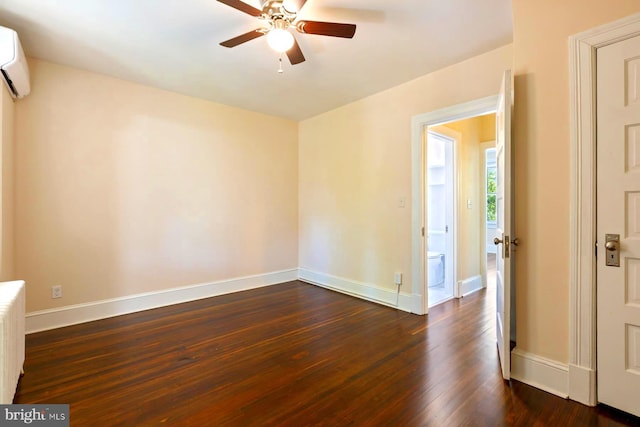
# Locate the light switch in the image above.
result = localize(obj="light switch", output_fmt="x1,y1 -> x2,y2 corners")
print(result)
399,197 -> 405,208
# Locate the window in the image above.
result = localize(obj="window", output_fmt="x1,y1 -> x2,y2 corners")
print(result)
486,148 -> 497,225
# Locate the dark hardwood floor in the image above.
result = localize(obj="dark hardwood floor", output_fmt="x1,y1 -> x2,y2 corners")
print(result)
14,281 -> 640,426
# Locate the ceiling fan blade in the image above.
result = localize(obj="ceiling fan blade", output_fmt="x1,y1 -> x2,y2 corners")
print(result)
296,20 -> 356,38
217,0 -> 262,17
220,29 -> 265,48
286,38 -> 305,65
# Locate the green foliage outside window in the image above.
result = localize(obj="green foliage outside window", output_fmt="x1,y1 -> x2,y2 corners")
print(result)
487,195 -> 497,221
487,168 -> 497,222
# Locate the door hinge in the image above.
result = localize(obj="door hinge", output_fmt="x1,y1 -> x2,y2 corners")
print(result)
422,227 -> 425,237
445,225 -> 449,233
595,240 -> 598,258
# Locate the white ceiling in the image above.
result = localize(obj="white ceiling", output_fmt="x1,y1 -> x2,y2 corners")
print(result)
0,0 -> 513,121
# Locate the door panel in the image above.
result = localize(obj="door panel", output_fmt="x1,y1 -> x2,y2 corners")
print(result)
596,34 -> 640,417
495,69 -> 513,380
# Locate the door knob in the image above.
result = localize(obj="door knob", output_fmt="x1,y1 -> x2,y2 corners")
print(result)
605,234 -> 620,267
494,237 -> 503,245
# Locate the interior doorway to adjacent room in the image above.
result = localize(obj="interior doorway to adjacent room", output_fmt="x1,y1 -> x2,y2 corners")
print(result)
424,113 -> 497,309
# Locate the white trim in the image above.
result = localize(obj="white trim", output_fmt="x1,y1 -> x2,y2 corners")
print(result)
457,275 -> 484,297
569,11 -> 640,406
511,348 -> 569,398
26,269 -> 298,334
411,95 -> 498,315
569,364 -> 597,406
298,268 -> 416,313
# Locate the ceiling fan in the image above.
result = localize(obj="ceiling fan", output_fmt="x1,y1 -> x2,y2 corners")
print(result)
217,0 -> 357,65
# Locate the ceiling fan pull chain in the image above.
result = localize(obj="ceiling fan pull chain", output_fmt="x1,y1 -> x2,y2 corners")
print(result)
278,54 -> 284,74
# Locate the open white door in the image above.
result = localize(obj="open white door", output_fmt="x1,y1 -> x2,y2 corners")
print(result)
494,69 -> 514,380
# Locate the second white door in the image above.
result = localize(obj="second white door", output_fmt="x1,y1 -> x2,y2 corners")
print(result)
596,34 -> 640,417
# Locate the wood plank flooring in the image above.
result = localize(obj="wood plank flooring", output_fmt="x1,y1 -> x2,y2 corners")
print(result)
14,281 -> 640,426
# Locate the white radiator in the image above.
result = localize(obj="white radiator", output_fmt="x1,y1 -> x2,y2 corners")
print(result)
0,280 -> 25,404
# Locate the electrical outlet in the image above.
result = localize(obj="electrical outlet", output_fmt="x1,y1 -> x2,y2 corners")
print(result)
52,285 -> 62,299
394,272 -> 402,286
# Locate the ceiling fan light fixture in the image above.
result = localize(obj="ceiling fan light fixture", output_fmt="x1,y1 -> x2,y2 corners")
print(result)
266,27 -> 294,53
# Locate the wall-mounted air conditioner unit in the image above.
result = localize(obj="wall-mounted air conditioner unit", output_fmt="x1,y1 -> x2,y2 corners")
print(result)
0,26 -> 30,99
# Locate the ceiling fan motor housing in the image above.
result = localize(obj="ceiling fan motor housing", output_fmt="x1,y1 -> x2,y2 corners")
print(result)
261,0 -> 296,21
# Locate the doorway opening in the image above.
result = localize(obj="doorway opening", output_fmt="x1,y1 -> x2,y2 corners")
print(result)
411,95 -> 504,315
422,112 -> 498,309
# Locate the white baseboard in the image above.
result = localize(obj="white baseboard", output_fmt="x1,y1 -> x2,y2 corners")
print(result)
569,363 -> 597,406
511,348 -> 569,398
298,268 -> 416,313
457,275 -> 484,297
26,269 -> 298,334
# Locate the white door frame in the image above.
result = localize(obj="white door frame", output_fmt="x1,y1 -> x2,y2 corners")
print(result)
411,96 -> 498,315
569,12 -> 640,406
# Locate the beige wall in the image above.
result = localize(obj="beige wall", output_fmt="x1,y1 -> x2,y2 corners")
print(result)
479,114 -> 496,143
298,45 -> 512,294
512,1 -> 640,362
0,83 -> 15,281
15,59 -> 299,312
